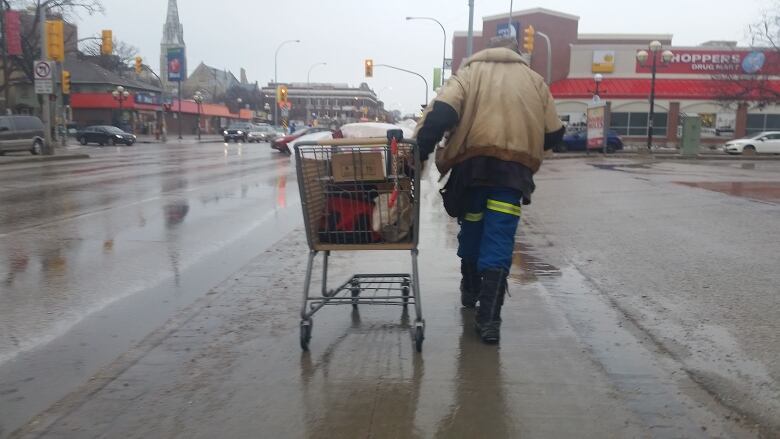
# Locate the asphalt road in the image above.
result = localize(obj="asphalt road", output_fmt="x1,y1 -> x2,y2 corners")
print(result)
1,150 -> 779,438
0,141 -> 301,435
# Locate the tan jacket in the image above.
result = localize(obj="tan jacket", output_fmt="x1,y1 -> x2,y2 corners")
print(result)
431,48 -> 562,174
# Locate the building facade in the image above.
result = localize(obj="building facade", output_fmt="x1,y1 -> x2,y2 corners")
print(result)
452,8 -> 780,146
260,82 -> 384,126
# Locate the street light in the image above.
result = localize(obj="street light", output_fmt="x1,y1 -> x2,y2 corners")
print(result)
406,16 -> 447,82
111,85 -> 130,129
637,40 -> 673,150
193,91 -> 204,140
307,62 -> 326,125
593,73 -> 603,99
274,39 -> 301,127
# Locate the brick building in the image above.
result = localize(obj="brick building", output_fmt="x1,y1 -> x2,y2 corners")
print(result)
452,8 -> 780,146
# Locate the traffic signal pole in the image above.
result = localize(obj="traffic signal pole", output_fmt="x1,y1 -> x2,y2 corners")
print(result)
39,7 -> 53,154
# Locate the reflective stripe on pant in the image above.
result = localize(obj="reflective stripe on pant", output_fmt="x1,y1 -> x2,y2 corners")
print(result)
457,187 -> 522,273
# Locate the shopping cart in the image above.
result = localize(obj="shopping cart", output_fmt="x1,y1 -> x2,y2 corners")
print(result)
294,131 -> 424,352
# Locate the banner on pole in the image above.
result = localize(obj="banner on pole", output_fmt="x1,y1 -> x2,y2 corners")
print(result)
166,47 -> 186,82
4,11 -> 21,56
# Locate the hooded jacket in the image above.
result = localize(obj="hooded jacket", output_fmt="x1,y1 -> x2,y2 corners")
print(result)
427,47 -> 562,174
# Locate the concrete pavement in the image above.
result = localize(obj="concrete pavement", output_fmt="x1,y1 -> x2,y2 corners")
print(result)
2,153 -> 779,438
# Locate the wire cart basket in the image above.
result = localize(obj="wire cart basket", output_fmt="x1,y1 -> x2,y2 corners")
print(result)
294,131 -> 424,352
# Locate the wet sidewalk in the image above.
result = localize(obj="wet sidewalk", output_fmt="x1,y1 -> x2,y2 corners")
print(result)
9,176 -> 757,438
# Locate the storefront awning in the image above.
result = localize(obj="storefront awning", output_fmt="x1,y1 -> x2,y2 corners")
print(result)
70,93 -> 251,120
550,78 -> 780,101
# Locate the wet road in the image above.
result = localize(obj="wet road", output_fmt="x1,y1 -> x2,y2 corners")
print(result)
0,142 -> 300,434
2,155 -> 780,438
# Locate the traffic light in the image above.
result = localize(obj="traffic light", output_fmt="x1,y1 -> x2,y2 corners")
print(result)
277,85 -> 288,103
46,20 -> 64,62
135,56 -> 143,74
523,25 -> 535,54
61,70 -> 71,94
364,59 -> 373,78
101,30 -> 113,55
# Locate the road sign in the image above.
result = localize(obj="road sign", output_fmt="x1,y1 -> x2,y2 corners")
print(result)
34,60 -> 53,94
444,58 -> 453,70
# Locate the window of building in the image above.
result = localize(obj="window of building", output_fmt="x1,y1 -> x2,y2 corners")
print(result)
746,113 -> 780,135
611,112 -> 667,137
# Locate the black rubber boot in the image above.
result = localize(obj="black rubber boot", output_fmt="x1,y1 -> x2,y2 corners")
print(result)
474,268 -> 508,344
460,259 -> 481,308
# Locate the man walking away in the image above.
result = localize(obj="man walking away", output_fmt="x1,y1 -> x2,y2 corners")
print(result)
415,36 -> 564,344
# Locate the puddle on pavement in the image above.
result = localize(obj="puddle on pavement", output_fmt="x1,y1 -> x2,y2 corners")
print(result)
676,181 -> 780,204
590,163 -> 652,172
510,241 -> 560,284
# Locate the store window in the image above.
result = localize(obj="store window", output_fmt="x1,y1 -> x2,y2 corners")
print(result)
746,113 -> 780,135
611,112 -> 667,137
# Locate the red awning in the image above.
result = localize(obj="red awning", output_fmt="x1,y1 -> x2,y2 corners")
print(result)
550,78 -> 780,100
70,93 -> 250,119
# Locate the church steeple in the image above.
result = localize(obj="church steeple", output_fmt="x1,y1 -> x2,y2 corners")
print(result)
160,0 -> 187,87
162,0 -> 184,45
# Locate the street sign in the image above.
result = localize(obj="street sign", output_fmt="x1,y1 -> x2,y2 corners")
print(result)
586,102 -> 607,150
34,60 -> 53,94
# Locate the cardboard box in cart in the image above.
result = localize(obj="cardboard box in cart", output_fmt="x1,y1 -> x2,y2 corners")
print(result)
331,151 -> 385,182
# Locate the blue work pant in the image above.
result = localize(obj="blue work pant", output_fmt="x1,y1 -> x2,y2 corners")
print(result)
457,187 -> 522,273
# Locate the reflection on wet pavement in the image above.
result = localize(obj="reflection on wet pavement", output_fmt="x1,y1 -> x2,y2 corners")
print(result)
676,181 -> 780,203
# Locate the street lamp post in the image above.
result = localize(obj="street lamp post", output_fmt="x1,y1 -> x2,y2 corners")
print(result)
194,91 -> 204,141
593,73 -> 603,99
637,41 -> 673,150
406,17 -> 447,81
307,62 -> 326,125
111,85 -> 130,130
274,39 -> 300,127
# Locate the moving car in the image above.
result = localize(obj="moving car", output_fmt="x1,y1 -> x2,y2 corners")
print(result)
0,115 -> 45,155
76,125 -> 136,146
723,131 -> 780,154
247,124 -> 278,143
555,130 -> 624,153
223,123 -> 253,143
271,127 -> 331,153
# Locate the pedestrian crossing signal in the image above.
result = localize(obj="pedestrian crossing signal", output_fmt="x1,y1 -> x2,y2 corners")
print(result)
364,59 -> 373,78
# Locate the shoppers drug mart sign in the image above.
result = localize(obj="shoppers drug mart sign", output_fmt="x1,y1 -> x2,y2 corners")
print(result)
636,49 -> 780,75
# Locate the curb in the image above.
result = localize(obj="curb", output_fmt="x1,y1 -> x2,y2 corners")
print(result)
0,153 -> 90,166
549,153 -> 780,161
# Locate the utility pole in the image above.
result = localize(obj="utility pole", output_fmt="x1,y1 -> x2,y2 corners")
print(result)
466,0 -> 475,57
0,2 -> 10,114
39,5 -> 52,154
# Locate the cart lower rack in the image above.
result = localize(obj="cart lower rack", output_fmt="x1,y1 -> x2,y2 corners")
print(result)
294,133 -> 424,352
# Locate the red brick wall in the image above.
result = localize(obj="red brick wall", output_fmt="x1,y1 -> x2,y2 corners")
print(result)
452,12 -> 578,82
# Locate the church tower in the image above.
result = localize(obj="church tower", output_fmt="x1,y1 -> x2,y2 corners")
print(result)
160,0 -> 187,89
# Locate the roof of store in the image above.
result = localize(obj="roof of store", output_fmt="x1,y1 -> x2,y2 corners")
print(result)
550,78 -> 780,100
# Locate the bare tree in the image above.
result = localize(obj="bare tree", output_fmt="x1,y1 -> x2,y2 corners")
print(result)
79,37 -> 138,73
713,2 -> 780,107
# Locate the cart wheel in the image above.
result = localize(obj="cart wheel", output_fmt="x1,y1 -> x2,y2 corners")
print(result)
351,288 -> 360,309
300,319 -> 313,351
414,326 -> 424,352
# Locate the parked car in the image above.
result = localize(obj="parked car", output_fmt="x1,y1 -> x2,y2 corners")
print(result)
0,115 -> 46,156
723,131 -> 780,154
556,130 -> 624,153
247,124 -> 278,143
223,122 -> 253,143
76,125 -> 136,146
272,127 -> 332,153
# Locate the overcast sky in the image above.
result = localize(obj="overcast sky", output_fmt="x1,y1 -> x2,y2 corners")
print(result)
75,0 -> 768,114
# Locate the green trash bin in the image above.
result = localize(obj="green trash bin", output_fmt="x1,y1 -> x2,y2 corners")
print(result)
680,115 -> 701,157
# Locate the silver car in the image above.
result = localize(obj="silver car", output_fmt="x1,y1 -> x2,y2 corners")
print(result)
247,124 -> 279,143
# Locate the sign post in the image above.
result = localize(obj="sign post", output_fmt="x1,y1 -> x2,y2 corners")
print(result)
587,100 -> 607,155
